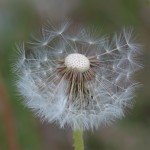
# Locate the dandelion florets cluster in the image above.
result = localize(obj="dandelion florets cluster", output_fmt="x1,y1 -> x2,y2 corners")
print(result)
14,20 -> 142,130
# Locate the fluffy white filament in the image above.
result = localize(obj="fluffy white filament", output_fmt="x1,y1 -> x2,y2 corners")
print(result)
14,20 -> 142,130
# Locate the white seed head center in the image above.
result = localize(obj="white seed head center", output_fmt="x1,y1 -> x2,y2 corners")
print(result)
65,53 -> 90,73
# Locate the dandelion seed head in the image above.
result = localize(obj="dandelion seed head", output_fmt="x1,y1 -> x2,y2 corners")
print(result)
13,20 -> 142,130
65,53 -> 90,73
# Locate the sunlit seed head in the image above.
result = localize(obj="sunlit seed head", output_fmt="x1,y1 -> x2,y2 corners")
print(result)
14,20 -> 142,130
64,53 -> 90,73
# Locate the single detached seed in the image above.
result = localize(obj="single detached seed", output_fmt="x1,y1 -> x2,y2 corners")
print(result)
65,53 -> 90,73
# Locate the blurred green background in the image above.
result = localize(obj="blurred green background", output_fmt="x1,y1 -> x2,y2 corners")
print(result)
0,0 -> 150,150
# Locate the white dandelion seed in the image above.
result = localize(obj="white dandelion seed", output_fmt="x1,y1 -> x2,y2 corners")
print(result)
14,20 -> 142,130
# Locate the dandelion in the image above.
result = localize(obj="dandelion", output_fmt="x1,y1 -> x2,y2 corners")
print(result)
14,19 -> 142,150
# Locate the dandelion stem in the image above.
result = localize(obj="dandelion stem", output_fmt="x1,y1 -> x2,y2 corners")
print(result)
73,130 -> 84,150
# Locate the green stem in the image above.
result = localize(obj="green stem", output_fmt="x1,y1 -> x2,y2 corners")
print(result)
73,130 -> 84,150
